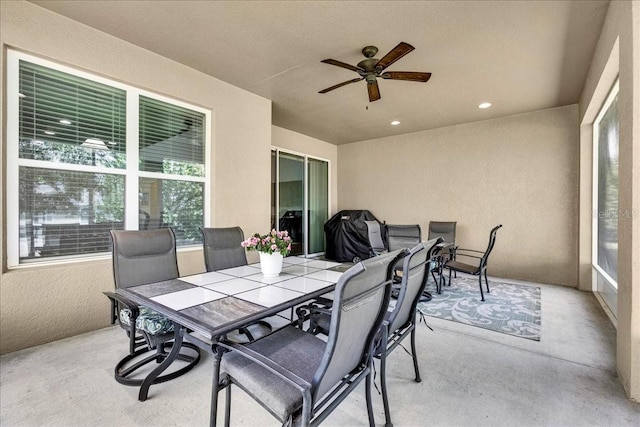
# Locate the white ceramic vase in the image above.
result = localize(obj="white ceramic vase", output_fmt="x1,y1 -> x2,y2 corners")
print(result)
259,251 -> 284,277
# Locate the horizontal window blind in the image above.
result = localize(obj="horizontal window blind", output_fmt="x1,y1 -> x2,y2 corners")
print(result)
139,96 -> 205,176
19,60 -> 126,166
19,167 -> 125,261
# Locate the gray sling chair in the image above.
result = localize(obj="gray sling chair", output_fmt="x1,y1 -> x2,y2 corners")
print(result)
386,224 -> 422,251
364,220 -> 387,257
444,224 -> 502,301
213,250 -> 405,427
200,226 -> 273,342
375,237 -> 441,427
385,224 -> 422,291
301,239 -> 441,427
104,228 -> 201,400
427,221 -> 457,293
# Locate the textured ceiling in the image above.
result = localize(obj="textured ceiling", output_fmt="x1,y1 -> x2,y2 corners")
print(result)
30,0 -> 609,145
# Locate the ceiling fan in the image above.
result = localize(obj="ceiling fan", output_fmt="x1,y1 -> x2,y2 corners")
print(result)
319,42 -> 432,102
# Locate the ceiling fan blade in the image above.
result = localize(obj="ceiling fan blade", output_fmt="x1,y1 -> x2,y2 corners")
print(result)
381,71 -> 432,82
321,59 -> 362,73
367,80 -> 381,102
375,42 -> 415,71
318,77 -> 363,94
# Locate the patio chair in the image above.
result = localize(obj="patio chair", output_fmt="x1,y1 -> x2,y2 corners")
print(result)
385,223 -> 423,292
104,228 -> 200,396
427,221 -> 457,291
214,249 -> 404,427
444,224 -> 502,301
386,224 -> 421,251
200,226 -> 273,341
375,237 -> 441,427
365,220 -> 387,257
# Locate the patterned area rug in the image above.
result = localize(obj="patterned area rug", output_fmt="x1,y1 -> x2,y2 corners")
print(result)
418,276 -> 541,341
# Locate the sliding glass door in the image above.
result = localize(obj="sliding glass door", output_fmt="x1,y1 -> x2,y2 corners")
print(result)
308,158 -> 328,254
271,149 -> 329,256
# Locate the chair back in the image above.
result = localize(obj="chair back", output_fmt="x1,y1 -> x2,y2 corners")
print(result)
110,228 -> 179,289
428,221 -> 457,244
200,227 -> 248,271
387,224 -> 421,251
364,220 -> 386,254
480,224 -> 503,268
312,250 -> 403,400
387,238 -> 441,334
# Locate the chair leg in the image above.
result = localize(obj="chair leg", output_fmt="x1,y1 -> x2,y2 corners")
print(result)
431,270 -> 439,291
380,347 -> 393,427
410,326 -> 421,383
478,274 -> 485,301
365,365 -> 376,427
484,269 -> 490,293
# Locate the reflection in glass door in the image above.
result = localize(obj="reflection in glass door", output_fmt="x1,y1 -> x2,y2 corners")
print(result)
272,149 -> 329,256
278,152 -> 305,256
308,158 -> 328,254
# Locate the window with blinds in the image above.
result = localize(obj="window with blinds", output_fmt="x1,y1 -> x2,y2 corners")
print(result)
8,51 -> 209,266
138,96 -> 206,245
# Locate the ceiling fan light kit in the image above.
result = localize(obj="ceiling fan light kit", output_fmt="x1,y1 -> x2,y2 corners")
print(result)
319,42 -> 431,102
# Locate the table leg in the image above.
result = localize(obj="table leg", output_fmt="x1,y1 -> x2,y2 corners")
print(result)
138,323 -> 185,401
210,346 -> 224,427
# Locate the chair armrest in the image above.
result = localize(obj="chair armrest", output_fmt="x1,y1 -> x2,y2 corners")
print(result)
456,248 -> 483,254
217,339 -> 311,392
295,301 -> 332,329
103,291 -> 139,324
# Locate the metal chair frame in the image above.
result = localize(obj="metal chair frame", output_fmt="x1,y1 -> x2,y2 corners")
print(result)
445,224 -> 503,301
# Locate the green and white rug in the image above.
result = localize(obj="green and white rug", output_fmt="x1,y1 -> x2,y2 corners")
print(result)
418,276 -> 541,341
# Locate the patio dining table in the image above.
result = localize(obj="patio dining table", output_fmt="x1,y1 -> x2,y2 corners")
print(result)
116,255 -> 349,426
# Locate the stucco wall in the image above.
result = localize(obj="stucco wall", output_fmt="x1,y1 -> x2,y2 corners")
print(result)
338,105 -> 579,287
0,1 -> 274,354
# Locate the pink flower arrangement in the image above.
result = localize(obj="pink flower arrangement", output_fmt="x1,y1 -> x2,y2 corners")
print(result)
241,229 -> 292,256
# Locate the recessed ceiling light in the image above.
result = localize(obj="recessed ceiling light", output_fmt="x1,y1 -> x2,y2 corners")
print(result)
59,119 -> 72,125
44,130 -> 56,135
82,137 -> 108,150
478,102 -> 492,109
390,120 -> 400,126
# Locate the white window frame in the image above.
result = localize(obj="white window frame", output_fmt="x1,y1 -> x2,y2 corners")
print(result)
591,78 -> 619,289
6,50 -> 211,268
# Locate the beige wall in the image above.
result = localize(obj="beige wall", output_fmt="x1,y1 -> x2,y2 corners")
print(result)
578,0 -> 639,402
338,105 -> 579,287
0,1 -> 273,354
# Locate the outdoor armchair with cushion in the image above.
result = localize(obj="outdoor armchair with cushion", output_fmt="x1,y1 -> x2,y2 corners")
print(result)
104,228 -> 200,401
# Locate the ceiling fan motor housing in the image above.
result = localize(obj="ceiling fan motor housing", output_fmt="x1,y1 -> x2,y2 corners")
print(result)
361,45 -> 378,58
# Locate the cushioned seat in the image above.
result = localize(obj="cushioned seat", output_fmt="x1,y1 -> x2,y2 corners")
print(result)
119,306 -> 175,336
220,326 -> 325,421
